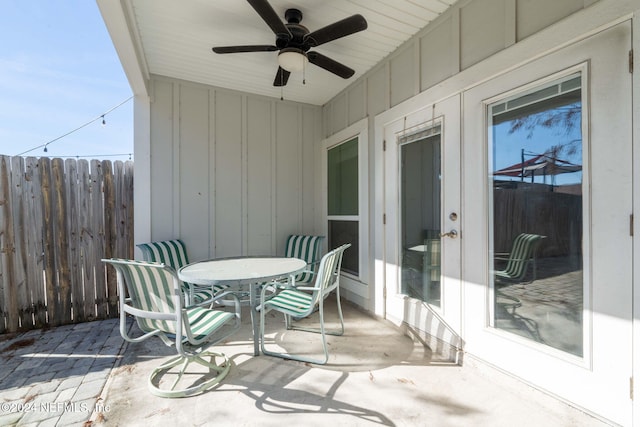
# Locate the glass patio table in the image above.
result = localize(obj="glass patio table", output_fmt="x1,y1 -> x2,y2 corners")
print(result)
178,256 -> 307,356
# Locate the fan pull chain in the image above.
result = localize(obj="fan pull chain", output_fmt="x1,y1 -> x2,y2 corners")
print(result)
303,61 -> 306,85
280,70 -> 284,101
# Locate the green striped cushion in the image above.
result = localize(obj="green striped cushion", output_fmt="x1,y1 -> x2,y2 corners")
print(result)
265,289 -> 314,315
285,235 -> 324,284
265,244 -> 348,317
137,239 -> 226,303
184,306 -> 235,340
137,239 -> 190,271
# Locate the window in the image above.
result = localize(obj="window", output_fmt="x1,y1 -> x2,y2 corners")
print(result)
327,137 -> 359,276
488,73 -> 583,356
399,125 -> 442,306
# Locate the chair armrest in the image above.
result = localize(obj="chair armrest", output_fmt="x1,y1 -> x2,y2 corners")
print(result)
205,290 -> 242,316
192,290 -> 239,307
292,286 -> 319,292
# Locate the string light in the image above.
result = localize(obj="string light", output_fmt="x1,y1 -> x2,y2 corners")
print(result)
16,96 -> 133,156
72,153 -> 132,159
42,153 -> 133,160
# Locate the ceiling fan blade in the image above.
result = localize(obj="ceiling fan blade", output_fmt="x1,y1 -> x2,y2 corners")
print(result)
273,67 -> 291,86
304,14 -> 367,47
212,45 -> 278,54
247,0 -> 291,39
307,51 -> 355,79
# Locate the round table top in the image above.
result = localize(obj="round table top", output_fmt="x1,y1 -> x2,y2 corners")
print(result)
178,256 -> 307,285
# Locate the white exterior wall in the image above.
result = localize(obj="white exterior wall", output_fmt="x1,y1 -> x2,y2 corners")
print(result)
139,76 -> 322,262
320,0 -> 640,424
323,0 -> 601,139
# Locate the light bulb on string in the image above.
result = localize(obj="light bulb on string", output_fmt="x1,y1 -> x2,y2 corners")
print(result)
15,95 -> 133,157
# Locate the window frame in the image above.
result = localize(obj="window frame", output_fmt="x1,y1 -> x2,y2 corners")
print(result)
483,65 -> 591,361
321,118 -> 369,299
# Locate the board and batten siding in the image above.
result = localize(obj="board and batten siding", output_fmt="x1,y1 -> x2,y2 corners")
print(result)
322,0 -> 598,137
148,77 -> 322,262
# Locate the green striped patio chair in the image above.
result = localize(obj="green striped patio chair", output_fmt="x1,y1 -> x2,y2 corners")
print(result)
103,258 -> 241,398
284,235 -> 325,285
259,243 -> 350,364
495,233 -> 546,284
137,239 -> 227,306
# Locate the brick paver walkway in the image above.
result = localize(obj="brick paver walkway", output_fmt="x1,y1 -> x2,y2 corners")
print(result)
0,318 -> 124,426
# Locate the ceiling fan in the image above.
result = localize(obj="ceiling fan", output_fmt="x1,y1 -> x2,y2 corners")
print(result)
212,0 -> 368,87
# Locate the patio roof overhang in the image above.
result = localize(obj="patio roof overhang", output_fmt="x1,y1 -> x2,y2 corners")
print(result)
97,0 -> 459,105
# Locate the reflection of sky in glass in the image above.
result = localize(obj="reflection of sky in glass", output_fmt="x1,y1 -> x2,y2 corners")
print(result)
492,103 -> 582,186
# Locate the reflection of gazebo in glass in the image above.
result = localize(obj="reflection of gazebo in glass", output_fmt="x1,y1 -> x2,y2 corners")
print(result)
494,150 -> 582,184
491,149 -> 583,264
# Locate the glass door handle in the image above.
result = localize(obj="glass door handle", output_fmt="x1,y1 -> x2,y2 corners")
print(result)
440,230 -> 458,239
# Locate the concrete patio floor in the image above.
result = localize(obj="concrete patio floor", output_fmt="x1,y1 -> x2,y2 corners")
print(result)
101,300 -> 609,427
0,300 -> 611,426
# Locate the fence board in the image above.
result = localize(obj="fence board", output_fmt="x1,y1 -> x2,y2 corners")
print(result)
114,161 -> 134,259
24,157 -> 46,327
51,159 -> 71,325
0,156 -> 17,332
10,157 -> 29,328
41,158 -> 58,326
78,160 -> 95,321
66,159 -> 83,322
125,162 -> 134,257
114,161 -> 125,260
102,160 -> 118,315
91,160 -> 107,319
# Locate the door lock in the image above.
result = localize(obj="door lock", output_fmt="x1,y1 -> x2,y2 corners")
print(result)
440,230 -> 458,239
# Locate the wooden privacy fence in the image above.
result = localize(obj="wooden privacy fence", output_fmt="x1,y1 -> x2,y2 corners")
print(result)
0,156 -> 134,334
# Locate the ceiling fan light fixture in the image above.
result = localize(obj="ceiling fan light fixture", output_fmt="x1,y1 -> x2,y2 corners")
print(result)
278,48 -> 308,72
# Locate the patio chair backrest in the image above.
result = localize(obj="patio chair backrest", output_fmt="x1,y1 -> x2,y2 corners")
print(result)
137,239 -> 223,305
137,239 -> 190,272
107,258 -> 180,335
500,233 -> 545,281
312,243 -> 351,307
284,235 -> 325,284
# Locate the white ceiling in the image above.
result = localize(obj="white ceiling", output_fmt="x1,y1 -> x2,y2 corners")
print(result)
123,0 -> 458,106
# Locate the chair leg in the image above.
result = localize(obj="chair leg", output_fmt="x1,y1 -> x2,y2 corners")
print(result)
148,351 -> 231,398
290,293 -> 345,336
260,296 -> 345,365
